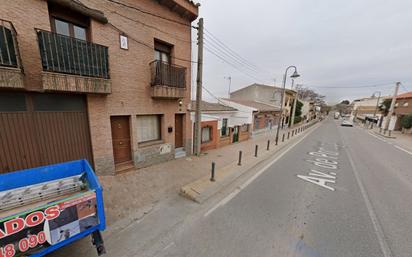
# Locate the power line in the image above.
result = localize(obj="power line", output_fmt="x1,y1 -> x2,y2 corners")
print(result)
111,10 -> 193,43
204,28 -> 273,76
204,39 -> 265,78
106,0 -> 194,28
204,46 -> 265,83
108,22 -> 197,64
204,35 -> 263,75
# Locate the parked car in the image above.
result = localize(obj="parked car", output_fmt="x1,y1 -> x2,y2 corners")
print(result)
341,120 -> 353,127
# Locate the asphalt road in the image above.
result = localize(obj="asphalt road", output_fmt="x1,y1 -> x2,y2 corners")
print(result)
151,117 -> 412,257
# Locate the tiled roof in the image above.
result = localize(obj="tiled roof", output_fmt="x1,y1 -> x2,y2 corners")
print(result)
397,91 -> 412,99
222,99 -> 281,112
190,100 -> 238,112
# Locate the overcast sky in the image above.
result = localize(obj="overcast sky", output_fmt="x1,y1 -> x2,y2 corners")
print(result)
191,0 -> 412,104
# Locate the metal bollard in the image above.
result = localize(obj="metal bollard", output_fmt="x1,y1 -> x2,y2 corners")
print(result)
379,127 -> 382,133
238,151 -> 242,166
383,129 -> 387,135
389,130 -> 391,137
210,162 -> 216,182
267,140 -> 270,151
282,133 -> 285,142
255,145 -> 258,157
292,130 -> 294,137
288,132 -> 290,139
275,136 -> 278,145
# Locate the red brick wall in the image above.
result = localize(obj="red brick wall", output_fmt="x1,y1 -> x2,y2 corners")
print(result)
200,120 -> 218,151
0,0 -> 197,175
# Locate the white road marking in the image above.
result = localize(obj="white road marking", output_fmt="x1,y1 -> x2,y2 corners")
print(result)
163,242 -> 175,251
204,125 -> 319,217
367,131 -> 412,155
394,145 -> 412,155
344,143 -> 393,257
296,175 -> 335,191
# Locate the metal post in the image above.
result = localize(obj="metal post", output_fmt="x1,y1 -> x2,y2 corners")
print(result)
267,140 -> 270,150
292,130 -> 294,137
275,65 -> 300,145
282,133 -> 285,142
371,91 -> 381,129
389,130 -> 391,137
210,162 -> 215,182
238,151 -> 242,166
255,145 -> 258,157
288,131 -> 290,139
194,18 -> 204,156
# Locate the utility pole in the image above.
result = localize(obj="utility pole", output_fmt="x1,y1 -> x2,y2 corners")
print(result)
384,82 -> 400,131
225,76 -> 232,98
194,18 -> 203,156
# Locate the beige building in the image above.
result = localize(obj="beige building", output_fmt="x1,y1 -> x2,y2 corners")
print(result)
0,0 -> 198,175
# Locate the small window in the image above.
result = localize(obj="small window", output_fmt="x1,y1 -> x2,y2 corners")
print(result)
221,118 -> 228,137
137,115 -> 161,143
74,25 -> 87,41
240,124 -> 249,132
52,18 -> 88,40
154,40 -> 172,63
54,19 -> 70,37
201,126 -> 212,143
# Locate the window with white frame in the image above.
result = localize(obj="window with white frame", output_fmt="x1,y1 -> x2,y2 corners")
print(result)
137,115 -> 161,143
201,126 -> 212,143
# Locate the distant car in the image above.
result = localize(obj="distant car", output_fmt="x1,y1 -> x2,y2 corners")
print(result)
341,120 -> 353,127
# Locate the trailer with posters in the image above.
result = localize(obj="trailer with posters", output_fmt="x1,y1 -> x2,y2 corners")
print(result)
0,160 -> 106,257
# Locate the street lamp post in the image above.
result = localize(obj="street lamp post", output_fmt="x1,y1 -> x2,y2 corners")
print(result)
371,91 -> 381,129
275,66 -> 300,144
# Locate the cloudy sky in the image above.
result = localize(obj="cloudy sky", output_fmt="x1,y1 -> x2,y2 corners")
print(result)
191,0 -> 412,104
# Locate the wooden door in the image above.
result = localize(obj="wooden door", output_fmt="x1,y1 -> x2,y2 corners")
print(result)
0,92 -> 93,174
175,114 -> 184,148
110,116 -> 132,164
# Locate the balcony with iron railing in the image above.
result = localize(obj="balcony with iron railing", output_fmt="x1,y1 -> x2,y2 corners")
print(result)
0,19 -> 24,89
36,29 -> 111,94
150,60 -> 186,99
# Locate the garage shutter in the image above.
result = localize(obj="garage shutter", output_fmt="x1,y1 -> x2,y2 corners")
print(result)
0,92 -> 93,173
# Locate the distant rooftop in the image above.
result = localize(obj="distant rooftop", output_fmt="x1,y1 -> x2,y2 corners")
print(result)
190,100 -> 237,112
221,98 -> 281,112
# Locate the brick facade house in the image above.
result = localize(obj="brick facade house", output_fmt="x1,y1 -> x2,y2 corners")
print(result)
0,0 -> 198,175
190,100 -> 250,152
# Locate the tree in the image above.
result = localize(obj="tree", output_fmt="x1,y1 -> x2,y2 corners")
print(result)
400,114 -> 412,129
295,99 -> 303,117
340,100 -> 350,105
295,84 -> 325,104
379,99 -> 392,116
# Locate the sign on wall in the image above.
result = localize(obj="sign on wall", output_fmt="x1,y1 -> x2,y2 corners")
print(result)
120,34 -> 128,50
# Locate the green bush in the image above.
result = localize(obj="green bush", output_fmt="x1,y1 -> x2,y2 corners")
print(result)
400,114 -> 412,129
294,116 -> 302,124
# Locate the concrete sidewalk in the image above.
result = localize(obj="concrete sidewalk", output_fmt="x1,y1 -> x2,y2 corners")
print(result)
371,128 -> 412,152
99,121 -> 316,233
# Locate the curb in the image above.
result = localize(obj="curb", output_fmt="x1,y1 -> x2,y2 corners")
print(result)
372,131 -> 396,139
180,121 -> 320,203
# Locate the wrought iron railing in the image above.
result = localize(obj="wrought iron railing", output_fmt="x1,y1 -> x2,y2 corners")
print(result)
0,19 -> 19,68
37,29 -> 109,79
150,60 -> 186,88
